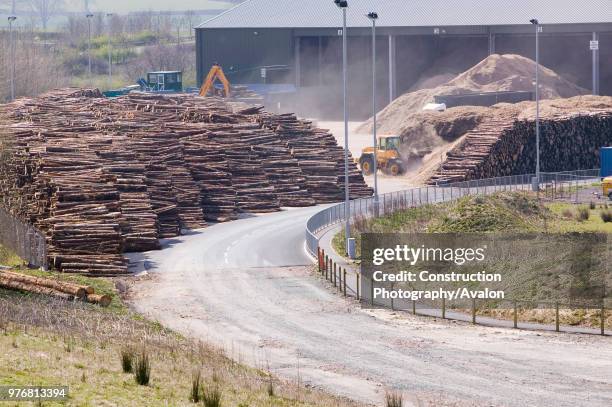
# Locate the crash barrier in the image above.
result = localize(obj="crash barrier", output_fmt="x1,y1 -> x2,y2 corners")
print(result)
308,169 -> 608,335
317,247 -> 608,336
0,206 -> 47,269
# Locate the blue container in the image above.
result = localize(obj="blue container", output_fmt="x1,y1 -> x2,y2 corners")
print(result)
600,147 -> 612,178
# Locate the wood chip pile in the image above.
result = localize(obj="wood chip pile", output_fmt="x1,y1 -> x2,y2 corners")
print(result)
0,89 -> 372,275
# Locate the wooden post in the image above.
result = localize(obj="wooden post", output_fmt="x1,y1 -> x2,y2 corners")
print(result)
601,303 -> 605,336
333,263 -> 337,287
370,277 -> 374,306
390,283 -> 395,310
555,302 -> 560,332
317,248 -> 321,272
412,300 -> 416,315
471,298 -> 476,324
356,273 -> 360,301
343,269 -> 347,297
441,298 -> 446,319
337,265 -> 341,292
325,256 -> 329,280
513,301 -> 518,329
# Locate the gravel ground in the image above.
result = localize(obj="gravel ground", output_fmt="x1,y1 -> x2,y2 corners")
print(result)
128,208 -> 612,407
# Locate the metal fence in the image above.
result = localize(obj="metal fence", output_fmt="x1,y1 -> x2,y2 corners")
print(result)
0,206 -> 47,269
306,169 -> 601,257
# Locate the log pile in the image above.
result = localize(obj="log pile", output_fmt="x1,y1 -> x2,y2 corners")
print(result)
429,109 -> 612,184
0,89 -> 373,275
0,269 -> 111,306
257,113 -> 374,202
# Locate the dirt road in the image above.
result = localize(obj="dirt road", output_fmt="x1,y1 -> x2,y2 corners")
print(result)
129,207 -> 612,407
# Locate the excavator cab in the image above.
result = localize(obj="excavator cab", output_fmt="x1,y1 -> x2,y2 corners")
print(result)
199,64 -> 231,98
358,135 -> 406,176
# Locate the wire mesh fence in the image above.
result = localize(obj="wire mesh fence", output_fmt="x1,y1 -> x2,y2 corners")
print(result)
0,206 -> 47,269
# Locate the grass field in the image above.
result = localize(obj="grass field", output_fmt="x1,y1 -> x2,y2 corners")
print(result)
333,192 -> 612,256
0,246 -> 360,407
331,192 -> 611,330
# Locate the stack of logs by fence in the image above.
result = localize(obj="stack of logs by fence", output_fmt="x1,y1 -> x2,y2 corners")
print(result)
429,110 -> 612,184
0,89 -> 372,275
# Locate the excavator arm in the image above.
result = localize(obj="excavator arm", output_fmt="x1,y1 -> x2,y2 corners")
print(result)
199,64 -> 231,97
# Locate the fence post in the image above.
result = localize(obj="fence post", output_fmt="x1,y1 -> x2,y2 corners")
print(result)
513,301 -> 518,328
356,273 -> 360,301
343,269 -> 347,297
441,298 -> 446,319
412,300 -> 416,315
370,277 -> 374,307
555,302 -> 560,332
471,298 -> 476,324
333,263 -> 337,287
325,256 -> 329,280
601,302 -> 606,336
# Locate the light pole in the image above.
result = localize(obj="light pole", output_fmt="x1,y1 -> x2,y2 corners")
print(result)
530,19 -> 540,190
335,0 -> 352,257
367,12 -> 379,212
106,13 -> 113,87
8,16 -> 17,101
86,13 -> 94,82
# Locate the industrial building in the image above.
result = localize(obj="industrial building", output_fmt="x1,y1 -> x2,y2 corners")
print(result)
196,0 -> 612,119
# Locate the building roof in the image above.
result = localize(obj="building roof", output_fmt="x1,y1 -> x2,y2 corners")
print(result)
197,0 -> 612,29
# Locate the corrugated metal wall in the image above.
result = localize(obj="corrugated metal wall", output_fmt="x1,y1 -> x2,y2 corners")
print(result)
196,28 -> 294,86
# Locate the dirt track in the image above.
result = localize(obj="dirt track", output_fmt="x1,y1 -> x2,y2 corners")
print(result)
129,208 -> 612,407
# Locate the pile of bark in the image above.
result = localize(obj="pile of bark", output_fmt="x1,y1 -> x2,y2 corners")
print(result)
0,269 -> 111,306
429,100 -> 612,184
0,89 -> 372,275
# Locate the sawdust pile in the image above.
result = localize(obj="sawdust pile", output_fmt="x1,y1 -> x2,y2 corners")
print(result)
359,54 -> 588,135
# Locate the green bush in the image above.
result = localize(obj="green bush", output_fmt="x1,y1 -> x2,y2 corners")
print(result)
134,349 -> 151,386
576,207 -> 590,222
120,346 -> 134,373
385,391 -> 403,407
190,370 -> 202,403
202,385 -> 222,407
600,211 -> 612,223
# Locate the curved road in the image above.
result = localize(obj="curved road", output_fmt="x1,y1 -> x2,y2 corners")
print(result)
130,206 -> 612,407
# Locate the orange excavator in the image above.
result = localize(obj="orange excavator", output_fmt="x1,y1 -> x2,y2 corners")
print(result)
199,63 -> 231,97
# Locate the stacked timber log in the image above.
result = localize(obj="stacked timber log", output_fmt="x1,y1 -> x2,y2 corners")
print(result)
0,88 -> 373,275
429,109 -> 612,184
0,269 -> 111,306
257,113 -> 374,202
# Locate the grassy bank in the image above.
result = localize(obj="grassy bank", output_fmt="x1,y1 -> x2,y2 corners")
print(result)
333,192 -> 612,256
0,246 -> 360,406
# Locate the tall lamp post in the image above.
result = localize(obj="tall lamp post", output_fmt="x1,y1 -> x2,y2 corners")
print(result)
86,13 -> 94,82
367,12 -> 379,212
8,16 -> 17,101
106,13 -> 113,87
530,19 -> 540,190
334,0 -> 352,258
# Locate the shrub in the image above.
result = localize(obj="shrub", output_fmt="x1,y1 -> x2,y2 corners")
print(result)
202,385 -> 222,407
590,201 -> 597,210
576,207 -> 590,221
190,370 -> 202,403
601,211 -> 612,223
385,391 -> 403,407
134,349 -> 151,386
120,346 -> 134,373
561,209 -> 573,219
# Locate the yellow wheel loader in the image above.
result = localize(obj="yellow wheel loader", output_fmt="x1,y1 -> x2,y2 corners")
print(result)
358,135 -> 406,176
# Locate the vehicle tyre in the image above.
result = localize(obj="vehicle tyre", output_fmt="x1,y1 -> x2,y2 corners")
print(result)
360,156 -> 375,176
389,160 -> 405,176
